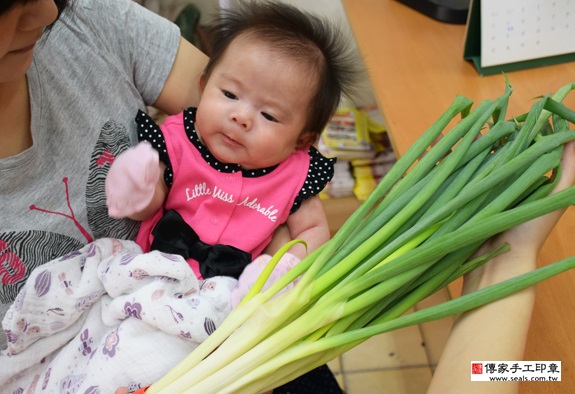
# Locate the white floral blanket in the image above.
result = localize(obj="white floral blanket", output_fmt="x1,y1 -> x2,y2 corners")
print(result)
0,238 -> 237,393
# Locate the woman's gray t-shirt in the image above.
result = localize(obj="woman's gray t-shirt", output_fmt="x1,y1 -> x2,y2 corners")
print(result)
0,0 -> 181,348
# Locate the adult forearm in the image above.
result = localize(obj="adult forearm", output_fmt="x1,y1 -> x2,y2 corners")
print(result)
428,254 -> 537,394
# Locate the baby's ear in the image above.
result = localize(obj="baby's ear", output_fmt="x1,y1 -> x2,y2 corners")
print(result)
296,132 -> 318,150
198,74 -> 207,92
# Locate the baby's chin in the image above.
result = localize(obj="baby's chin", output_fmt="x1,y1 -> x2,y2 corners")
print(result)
210,148 -> 233,163
208,148 -> 245,168
202,139 -> 267,169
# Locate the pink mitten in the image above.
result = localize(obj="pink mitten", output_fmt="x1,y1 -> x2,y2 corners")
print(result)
105,141 -> 161,218
230,252 -> 301,308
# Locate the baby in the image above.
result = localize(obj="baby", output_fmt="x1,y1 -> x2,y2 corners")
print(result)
106,0 -> 358,290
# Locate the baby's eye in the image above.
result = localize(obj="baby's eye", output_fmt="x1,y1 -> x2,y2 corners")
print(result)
261,112 -> 277,122
223,90 -> 237,100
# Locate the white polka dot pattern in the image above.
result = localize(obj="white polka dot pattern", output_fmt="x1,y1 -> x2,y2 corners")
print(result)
135,108 -> 336,213
291,146 -> 336,213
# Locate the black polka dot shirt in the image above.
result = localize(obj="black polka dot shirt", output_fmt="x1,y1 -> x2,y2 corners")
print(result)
135,108 -> 336,214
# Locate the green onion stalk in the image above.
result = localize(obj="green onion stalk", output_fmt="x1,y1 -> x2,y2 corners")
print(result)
148,79 -> 575,394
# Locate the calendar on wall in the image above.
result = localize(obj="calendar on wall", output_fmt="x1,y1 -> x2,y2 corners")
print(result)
464,0 -> 575,75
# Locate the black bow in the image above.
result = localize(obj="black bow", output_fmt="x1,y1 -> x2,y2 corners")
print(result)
150,209 -> 252,279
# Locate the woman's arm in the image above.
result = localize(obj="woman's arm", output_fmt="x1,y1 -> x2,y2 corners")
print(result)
285,196 -> 331,260
428,141 -> 575,394
120,38 -> 208,218
152,37 -> 209,115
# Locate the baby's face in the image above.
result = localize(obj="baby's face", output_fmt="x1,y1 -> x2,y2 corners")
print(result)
195,36 -> 315,170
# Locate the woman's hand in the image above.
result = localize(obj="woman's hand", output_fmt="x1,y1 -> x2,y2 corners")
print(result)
429,140 -> 575,394
462,140 -> 575,295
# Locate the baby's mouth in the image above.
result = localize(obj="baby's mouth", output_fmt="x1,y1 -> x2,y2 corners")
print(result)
221,133 -> 241,146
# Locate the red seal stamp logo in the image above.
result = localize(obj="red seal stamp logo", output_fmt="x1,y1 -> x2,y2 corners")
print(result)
472,363 -> 483,374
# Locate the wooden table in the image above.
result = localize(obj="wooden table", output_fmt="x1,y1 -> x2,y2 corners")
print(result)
342,0 -> 575,392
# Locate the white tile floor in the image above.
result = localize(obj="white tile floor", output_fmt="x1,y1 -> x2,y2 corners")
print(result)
325,288 -> 454,393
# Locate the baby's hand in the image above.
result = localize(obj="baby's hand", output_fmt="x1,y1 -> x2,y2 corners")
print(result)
105,142 -> 160,218
231,253 -> 301,308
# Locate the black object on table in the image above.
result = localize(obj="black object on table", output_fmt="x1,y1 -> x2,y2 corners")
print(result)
396,0 -> 470,24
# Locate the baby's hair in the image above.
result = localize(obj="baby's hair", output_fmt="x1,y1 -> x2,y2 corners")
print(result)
202,0 -> 359,143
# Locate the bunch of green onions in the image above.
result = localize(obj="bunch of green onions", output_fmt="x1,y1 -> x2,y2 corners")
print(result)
147,80 -> 575,394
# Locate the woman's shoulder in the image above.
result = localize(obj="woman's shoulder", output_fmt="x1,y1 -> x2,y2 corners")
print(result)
69,0 -> 150,18
56,0 -> 177,50
34,0 -> 179,106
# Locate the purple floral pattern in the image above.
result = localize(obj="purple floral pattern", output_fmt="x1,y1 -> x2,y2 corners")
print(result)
102,329 -> 120,358
79,328 -> 94,356
75,291 -> 103,312
124,302 -> 143,319
60,374 -> 86,394
160,252 -> 182,261
86,243 -> 97,258
34,270 -> 51,297
119,253 -> 137,265
2,238 -> 236,392
42,368 -> 52,390
60,250 -> 83,261
83,386 -> 101,394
